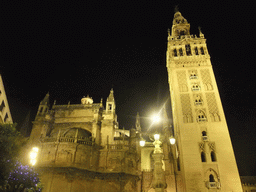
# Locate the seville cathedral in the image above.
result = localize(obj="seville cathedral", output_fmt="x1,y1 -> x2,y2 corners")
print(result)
27,12 -> 255,192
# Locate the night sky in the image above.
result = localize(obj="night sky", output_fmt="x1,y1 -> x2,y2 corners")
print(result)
2,1 -> 255,176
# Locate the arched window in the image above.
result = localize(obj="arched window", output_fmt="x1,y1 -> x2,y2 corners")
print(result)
201,152 -> 206,162
192,84 -> 200,91
198,111 -> 207,122
190,71 -> 198,79
185,44 -> 191,56
202,131 -> 208,141
209,174 -> 215,182
179,48 -> 183,56
180,31 -> 185,36
211,151 -> 217,162
200,47 -> 205,55
195,47 -> 199,55
173,49 -> 178,57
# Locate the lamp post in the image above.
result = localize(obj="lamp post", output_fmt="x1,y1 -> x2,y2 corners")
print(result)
151,134 -> 167,192
140,112 -> 177,192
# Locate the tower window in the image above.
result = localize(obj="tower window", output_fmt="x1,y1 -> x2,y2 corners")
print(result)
173,49 -> 178,57
202,131 -> 208,141
211,151 -> 217,162
195,47 -> 199,55
200,47 -> 205,55
108,104 -> 112,110
209,174 -> 215,182
197,111 -> 207,122
4,113 -> 8,122
177,157 -> 181,171
195,96 -> 203,105
201,152 -> 206,162
185,44 -> 191,56
190,71 -> 198,79
198,115 -> 207,122
192,85 -> 200,91
179,48 -> 183,56
0,101 -> 5,112
180,31 -> 185,36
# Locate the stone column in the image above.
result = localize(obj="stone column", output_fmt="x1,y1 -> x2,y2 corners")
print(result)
152,139 -> 167,192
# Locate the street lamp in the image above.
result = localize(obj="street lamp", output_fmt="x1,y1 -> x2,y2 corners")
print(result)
139,139 -> 145,147
169,136 -> 176,145
29,147 -> 39,166
139,110 -> 178,192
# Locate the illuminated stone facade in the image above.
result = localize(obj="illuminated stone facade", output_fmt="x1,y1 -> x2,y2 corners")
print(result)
0,74 -> 12,124
30,90 -> 141,192
166,12 -> 243,191
29,12 -> 245,192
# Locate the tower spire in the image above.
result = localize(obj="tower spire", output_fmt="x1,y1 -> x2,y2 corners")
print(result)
135,112 -> 141,132
106,88 -> 115,113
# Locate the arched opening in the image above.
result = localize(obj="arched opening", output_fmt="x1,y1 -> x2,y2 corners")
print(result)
202,131 -> 207,136
195,47 -> 199,55
211,151 -> 217,162
200,47 -> 205,55
179,48 -> 183,56
209,174 -> 215,182
173,49 -> 177,57
201,152 -> 206,162
185,44 -> 191,55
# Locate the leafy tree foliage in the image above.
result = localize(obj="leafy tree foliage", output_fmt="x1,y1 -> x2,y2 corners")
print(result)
0,123 -> 26,185
6,162 -> 42,192
0,124 -> 43,192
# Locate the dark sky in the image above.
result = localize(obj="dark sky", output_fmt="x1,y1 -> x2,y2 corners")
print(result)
2,1 -> 255,176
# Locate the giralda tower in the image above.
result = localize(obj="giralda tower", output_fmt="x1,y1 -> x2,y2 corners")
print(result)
166,12 -> 243,191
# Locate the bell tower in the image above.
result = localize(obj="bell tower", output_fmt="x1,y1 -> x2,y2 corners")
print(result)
166,12 -> 243,191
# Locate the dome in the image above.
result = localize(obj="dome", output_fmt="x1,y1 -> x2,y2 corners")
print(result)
81,95 -> 93,104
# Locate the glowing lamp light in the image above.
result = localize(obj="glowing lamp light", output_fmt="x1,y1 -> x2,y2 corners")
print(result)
169,137 -> 176,145
140,140 -> 145,147
152,115 -> 161,123
30,152 -> 37,159
32,147 -> 39,152
30,159 -> 37,166
154,134 -> 160,140
29,147 -> 39,166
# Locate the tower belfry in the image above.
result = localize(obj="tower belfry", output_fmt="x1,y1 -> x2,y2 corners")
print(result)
166,12 -> 243,191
